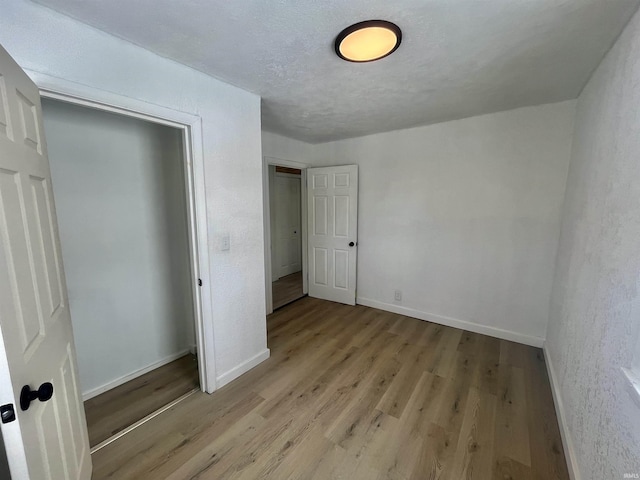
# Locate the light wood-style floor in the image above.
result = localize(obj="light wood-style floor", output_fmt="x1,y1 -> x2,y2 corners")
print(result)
85,354 -> 199,447
272,271 -> 304,310
92,297 -> 569,479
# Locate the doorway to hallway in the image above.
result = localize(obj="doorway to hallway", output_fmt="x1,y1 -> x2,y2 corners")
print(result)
269,166 -> 305,310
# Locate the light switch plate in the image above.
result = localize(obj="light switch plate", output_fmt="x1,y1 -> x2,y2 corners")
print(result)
221,233 -> 230,251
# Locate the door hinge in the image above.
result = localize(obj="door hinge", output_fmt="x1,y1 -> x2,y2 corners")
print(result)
198,278 -> 203,287
1,404 -> 16,424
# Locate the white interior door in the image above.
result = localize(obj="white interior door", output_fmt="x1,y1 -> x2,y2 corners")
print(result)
307,165 -> 358,305
0,45 -> 91,479
275,173 -> 302,278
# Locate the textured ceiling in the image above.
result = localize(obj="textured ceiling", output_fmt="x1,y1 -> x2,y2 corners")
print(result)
32,0 -> 640,143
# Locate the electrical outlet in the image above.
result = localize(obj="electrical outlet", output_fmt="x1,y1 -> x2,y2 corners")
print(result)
394,290 -> 402,302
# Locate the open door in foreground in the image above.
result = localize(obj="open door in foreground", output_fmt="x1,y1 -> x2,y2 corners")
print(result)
0,44 -> 92,479
307,165 -> 358,305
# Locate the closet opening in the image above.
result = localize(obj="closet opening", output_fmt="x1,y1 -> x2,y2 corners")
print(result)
42,98 -> 200,449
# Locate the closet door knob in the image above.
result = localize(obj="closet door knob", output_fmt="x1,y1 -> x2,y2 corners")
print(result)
20,382 -> 54,411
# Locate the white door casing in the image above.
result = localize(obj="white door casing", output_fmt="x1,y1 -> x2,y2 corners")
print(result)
307,165 -> 358,305
30,71 -> 215,394
263,158 -> 308,315
274,173 -> 302,278
0,45 -> 92,479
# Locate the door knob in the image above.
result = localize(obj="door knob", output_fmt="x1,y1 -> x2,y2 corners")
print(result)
20,382 -> 54,411
349,242 -> 355,247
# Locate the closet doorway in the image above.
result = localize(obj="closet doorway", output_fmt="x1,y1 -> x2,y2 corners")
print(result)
41,98 -> 200,449
268,165 -> 306,310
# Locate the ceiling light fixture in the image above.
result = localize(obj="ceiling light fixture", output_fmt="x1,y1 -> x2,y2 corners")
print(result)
335,20 -> 402,63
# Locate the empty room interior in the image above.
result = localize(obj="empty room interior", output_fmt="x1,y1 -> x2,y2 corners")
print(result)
0,1 -> 639,479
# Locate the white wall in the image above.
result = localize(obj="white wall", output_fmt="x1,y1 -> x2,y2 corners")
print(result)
262,131 -> 318,165
0,0 -> 267,388
304,102 -> 574,346
545,7 -> 640,479
42,99 -> 194,396
263,104 -> 575,346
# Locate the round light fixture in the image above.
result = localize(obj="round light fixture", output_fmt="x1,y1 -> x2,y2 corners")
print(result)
335,20 -> 402,63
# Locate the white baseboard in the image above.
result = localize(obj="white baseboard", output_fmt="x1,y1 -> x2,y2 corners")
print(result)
216,348 -> 271,389
82,349 -> 191,401
356,297 -> 544,347
543,345 -> 580,480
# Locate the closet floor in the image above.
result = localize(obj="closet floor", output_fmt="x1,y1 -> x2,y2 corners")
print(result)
273,271 -> 304,309
84,353 -> 199,447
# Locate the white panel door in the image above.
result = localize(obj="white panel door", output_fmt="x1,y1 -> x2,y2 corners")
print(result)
307,165 -> 358,305
275,173 -> 301,278
0,45 -> 91,479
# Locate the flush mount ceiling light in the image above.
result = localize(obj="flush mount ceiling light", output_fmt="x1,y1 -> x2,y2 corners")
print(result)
335,20 -> 402,63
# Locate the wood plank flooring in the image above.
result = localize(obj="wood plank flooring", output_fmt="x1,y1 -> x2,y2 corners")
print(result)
272,271 -> 304,310
85,354 -> 199,447
92,297 -> 569,479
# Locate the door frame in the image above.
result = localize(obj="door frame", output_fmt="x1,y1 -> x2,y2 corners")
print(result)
263,156 -> 308,315
26,70 -> 217,394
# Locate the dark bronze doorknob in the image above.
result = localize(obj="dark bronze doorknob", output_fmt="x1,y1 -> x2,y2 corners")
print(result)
349,242 -> 355,247
20,382 -> 53,411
